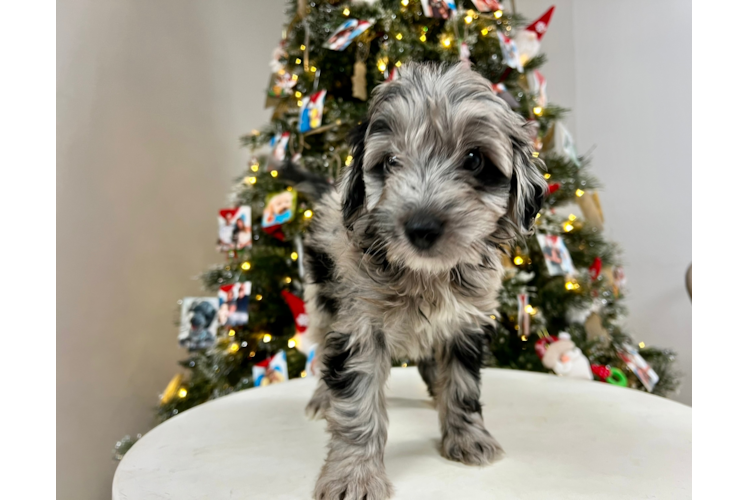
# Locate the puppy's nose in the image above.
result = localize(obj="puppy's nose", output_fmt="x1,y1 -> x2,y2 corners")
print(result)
405,213 -> 444,250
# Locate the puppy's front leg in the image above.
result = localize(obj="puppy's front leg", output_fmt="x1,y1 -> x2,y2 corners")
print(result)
314,330 -> 393,500
436,329 -> 503,465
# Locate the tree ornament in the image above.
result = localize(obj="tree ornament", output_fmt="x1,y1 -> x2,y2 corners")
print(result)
160,373 -> 184,404
497,31 -> 523,72
514,5 -> 555,64
590,365 -> 627,386
281,290 -> 313,354
589,256 -> 602,280
252,351 -> 289,387
617,343 -> 659,392
577,190 -> 604,230
584,312 -> 609,343
534,332 -> 593,380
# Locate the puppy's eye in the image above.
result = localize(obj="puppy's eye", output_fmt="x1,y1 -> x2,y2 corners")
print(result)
384,154 -> 399,174
463,149 -> 484,172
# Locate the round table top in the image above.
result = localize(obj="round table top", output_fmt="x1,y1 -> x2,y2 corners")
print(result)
114,367 -> 691,499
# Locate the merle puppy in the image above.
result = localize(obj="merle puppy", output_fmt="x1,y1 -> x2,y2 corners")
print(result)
302,63 -> 546,500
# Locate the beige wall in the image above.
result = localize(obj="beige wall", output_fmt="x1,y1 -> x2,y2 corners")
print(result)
57,1 -> 285,498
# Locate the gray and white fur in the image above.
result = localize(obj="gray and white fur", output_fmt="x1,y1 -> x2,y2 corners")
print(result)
301,63 -> 546,500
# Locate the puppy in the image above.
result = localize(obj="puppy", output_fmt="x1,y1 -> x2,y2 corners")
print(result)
302,63 -> 546,500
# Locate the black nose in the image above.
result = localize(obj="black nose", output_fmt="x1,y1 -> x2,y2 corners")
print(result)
405,213 -> 444,250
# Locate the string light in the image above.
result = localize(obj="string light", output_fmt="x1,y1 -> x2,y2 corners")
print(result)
532,151 -> 540,158
304,209 -> 313,218
310,65 -> 317,73
288,339 -> 297,348
401,0 -> 409,5
241,261 -> 251,271
251,163 -> 260,172
287,186 -> 294,191
270,170 -> 279,177
506,25 -> 512,31
442,37 -> 452,48
229,343 -> 239,353
290,251 -> 299,261
228,329 -> 236,337
295,58 -> 302,64
396,33 -> 403,40
521,335 -> 527,341
247,176 -> 257,185
568,214 -> 577,221
576,189 -> 585,197
464,15 -> 473,24
291,74 -> 298,81
295,91 -> 302,98
533,106 -> 544,116
377,59 -> 387,72
494,10 -> 503,19
544,173 -> 551,179
420,34 -> 427,42
345,155 -> 353,166
525,305 -> 538,316
563,222 -> 574,232
255,294 -> 263,301
481,28 -> 490,36
639,342 -> 646,349
565,280 -> 581,291
343,8 -> 350,16
284,276 -> 292,284
178,388 -> 188,398
263,334 -> 272,343
514,256 -> 524,265
395,60 -> 402,67
300,44 -> 306,51
300,370 -> 307,378
297,100 -> 303,107
249,351 -> 256,357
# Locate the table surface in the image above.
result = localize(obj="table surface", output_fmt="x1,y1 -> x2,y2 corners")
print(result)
113,367 -> 691,500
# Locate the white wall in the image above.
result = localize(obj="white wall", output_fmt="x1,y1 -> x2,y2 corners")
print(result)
522,0 -> 692,405
57,1 -> 285,499
571,1 -> 692,404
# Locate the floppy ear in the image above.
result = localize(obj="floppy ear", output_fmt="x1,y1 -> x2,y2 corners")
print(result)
508,128 -> 547,237
340,119 -> 369,230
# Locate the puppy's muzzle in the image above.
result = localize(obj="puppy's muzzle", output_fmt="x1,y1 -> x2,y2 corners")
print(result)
404,212 -> 444,250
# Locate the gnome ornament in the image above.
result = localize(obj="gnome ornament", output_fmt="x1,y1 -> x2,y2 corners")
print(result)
535,332 -> 593,380
252,351 -> 289,387
281,290 -> 311,353
514,6 -> 555,65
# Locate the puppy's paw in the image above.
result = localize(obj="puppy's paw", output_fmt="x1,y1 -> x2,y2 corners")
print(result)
313,464 -> 393,500
305,394 -> 330,420
441,426 -> 504,466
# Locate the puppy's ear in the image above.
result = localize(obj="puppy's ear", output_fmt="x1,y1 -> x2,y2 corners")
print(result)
340,119 -> 369,230
508,126 -> 547,237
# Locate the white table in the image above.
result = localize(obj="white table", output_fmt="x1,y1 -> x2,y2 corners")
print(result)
113,368 -> 691,499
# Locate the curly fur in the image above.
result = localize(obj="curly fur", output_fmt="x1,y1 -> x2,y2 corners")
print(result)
303,63 -> 546,500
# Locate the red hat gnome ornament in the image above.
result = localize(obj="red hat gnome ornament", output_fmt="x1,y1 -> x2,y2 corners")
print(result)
515,6 -> 555,65
281,290 -> 310,350
535,332 -> 593,380
281,290 -> 322,376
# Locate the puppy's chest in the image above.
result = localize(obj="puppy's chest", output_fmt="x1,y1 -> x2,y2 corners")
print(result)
378,279 -> 495,357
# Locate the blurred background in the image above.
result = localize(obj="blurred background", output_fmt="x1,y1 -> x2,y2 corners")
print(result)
57,1 -> 691,499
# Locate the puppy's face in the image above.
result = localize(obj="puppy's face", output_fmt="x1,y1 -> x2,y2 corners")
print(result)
341,64 -> 546,274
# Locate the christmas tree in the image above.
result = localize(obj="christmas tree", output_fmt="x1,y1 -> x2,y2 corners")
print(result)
115,0 -> 679,457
